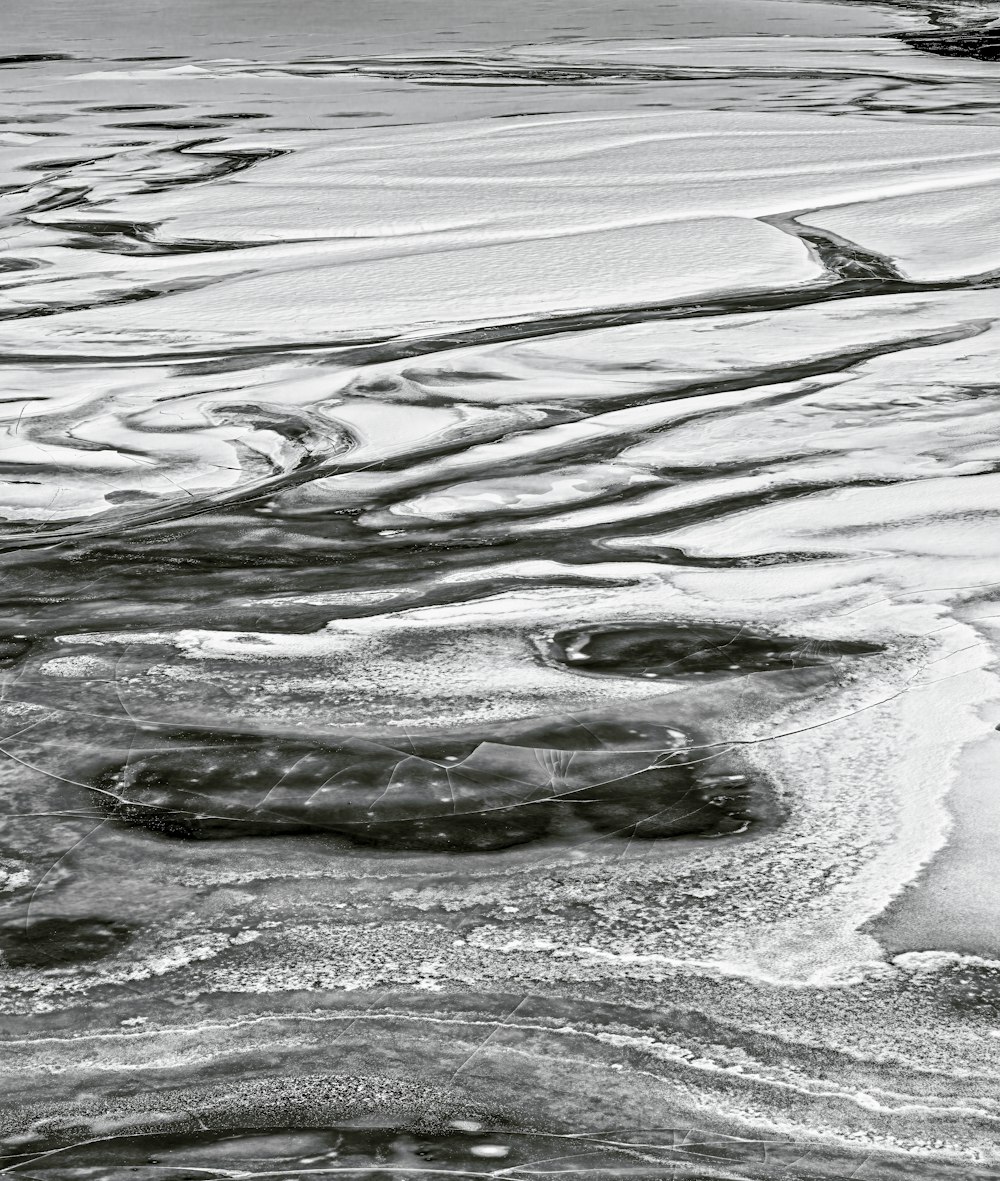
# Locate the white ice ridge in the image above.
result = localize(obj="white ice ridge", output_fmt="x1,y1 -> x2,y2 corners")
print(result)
272,288 -> 1000,518
6,109 -> 1000,352
3,110 -> 1000,524
31,108 -> 1000,246
0,217 -> 821,348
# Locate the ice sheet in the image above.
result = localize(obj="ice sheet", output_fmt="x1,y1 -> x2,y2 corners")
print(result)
5,2 -> 1000,1173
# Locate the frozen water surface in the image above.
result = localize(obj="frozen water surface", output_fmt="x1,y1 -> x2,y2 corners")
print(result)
3,0 -> 1000,1177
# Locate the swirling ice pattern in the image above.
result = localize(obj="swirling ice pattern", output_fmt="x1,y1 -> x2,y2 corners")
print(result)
2,0 -> 1000,1177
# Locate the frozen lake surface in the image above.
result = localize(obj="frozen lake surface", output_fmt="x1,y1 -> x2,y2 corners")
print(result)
3,0 -> 1000,1177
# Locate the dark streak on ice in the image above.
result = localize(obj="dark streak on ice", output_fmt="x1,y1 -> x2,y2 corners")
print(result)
2,269 -> 994,364
548,622 -> 884,680
0,634 -> 34,666
0,1122 -> 717,1177
903,26 -> 1000,62
91,719 -> 762,851
0,915 -> 132,969
0,54 -> 75,66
